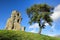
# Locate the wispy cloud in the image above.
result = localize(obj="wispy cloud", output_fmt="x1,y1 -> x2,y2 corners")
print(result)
50,24 -> 56,32
51,24 -> 55,30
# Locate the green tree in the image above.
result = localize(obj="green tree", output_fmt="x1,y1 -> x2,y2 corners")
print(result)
26,4 -> 54,34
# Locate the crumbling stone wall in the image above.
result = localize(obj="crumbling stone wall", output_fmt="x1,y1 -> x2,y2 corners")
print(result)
5,10 -> 25,31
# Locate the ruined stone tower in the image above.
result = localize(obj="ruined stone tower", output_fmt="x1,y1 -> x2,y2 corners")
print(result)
5,10 -> 25,31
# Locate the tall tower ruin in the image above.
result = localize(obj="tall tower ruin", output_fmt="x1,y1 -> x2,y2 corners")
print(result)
5,10 -> 25,31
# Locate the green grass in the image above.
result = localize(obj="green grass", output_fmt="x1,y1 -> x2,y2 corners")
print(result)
0,30 -> 60,40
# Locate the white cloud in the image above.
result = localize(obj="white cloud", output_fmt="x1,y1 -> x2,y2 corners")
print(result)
30,30 -> 35,32
50,4 -> 60,21
45,33 -> 56,36
45,23 -> 49,26
29,23 -> 39,33
29,23 -> 39,28
30,29 -> 38,33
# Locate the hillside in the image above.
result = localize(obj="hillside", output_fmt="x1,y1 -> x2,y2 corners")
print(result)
0,30 -> 60,40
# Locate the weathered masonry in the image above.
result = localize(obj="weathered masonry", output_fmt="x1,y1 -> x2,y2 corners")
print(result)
5,10 -> 25,31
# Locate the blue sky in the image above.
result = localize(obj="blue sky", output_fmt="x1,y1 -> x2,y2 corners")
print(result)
0,0 -> 60,36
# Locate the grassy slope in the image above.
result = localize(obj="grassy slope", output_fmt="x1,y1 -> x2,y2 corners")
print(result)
0,30 -> 60,40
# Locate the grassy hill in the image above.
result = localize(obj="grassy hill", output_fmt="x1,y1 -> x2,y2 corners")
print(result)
0,30 -> 60,40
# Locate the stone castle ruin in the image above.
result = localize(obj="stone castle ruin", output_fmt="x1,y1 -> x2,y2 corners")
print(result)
5,10 -> 25,31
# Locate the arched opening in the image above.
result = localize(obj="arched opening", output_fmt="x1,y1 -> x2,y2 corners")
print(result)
12,22 -> 14,29
17,19 -> 19,23
17,13 -> 19,16
12,26 -> 14,29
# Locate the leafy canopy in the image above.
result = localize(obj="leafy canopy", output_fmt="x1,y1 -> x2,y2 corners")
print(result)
27,4 -> 53,27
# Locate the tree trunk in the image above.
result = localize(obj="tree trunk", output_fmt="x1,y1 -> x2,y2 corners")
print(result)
39,27 -> 42,34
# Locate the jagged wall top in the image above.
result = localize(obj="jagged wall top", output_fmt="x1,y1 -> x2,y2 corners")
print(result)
11,10 -> 21,18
